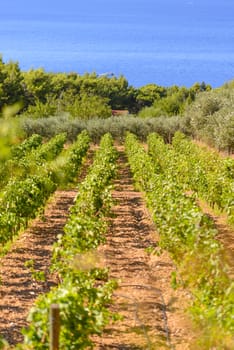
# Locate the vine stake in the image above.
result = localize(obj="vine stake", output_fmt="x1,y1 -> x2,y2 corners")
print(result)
50,303 -> 60,350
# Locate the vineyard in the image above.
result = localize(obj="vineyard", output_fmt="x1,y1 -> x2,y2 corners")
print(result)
0,131 -> 233,349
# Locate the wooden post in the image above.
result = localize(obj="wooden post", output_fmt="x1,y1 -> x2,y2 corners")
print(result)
50,304 -> 60,350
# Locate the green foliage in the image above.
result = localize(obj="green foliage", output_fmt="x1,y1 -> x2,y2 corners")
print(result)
0,117 -> 24,163
0,131 -> 90,245
54,132 -> 117,269
23,97 -> 58,118
29,132 -> 67,162
20,133 -> 118,349
153,91 -> 185,116
125,132 -> 234,348
183,81 -> 234,153
0,57 -> 25,112
0,174 -> 56,243
51,130 -> 90,185
0,335 -> 8,349
136,83 -> 166,109
21,115 -> 182,143
171,132 -> 234,223
1,55 -> 233,153
20,274 -> 116,350
22,68 -> 53,105
11,134 -> 43,159
21,115 -> 86,140
65,93 -> 112,119
138,83 -> 211,118
21,70 -> 137,114
0,133 -> 65,189
138,106 -> 164,119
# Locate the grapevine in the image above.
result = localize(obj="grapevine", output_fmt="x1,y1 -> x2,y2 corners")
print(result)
0,131 -> 90,246
19,133 -> 118,349
125,132 -> 234,344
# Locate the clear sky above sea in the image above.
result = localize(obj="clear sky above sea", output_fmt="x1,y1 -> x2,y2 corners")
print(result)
0,0 -> 234,87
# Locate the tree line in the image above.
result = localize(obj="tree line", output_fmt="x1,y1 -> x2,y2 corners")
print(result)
0,56 -> 211,118
1,56 -> 233,153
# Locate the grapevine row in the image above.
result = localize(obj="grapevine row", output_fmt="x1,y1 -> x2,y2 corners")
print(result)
19,133 -> 118,349
11,134 -> 43,160
125,132 -> 233,347
0,134 -> 43,189
0,131 -> 90,245
148,132 -> 234,223
0,133 -> 66,189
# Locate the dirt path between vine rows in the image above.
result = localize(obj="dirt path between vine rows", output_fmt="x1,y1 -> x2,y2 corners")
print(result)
94,147 -> 195,350
198,200 -> 234,279
0,189 -> 77,345
0,148 -> 95,346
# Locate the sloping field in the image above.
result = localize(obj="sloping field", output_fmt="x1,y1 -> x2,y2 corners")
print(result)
0,138 -> 233,349
94,148 -> 194,349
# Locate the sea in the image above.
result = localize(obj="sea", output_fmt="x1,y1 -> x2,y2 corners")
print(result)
0,0 -> 234,88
